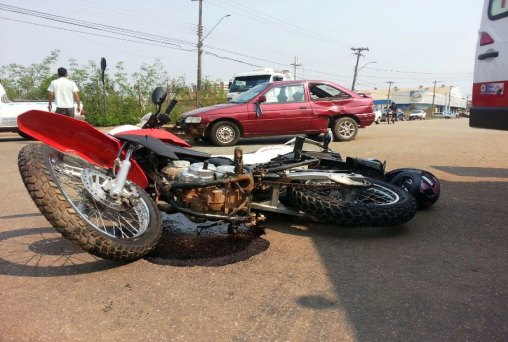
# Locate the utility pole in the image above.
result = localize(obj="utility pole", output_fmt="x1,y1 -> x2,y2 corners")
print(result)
351,47 -> 369,91
386,81 -> 394,108
193,0 -> 230,108
195,0 -> 203,108
290,56 -> 301,80
431,80 -> 442,115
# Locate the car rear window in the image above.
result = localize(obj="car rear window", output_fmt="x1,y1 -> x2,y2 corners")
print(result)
309,83 -> 351,101
489,0 -> 508,20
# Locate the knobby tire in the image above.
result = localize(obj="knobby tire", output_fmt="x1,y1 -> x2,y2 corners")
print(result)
287,179 -> 417,226
18,144 -> 162,261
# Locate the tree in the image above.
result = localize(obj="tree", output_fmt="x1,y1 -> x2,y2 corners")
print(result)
0,49 -> 60,100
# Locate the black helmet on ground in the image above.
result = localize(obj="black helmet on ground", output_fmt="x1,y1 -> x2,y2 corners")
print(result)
384,168 -> 440,209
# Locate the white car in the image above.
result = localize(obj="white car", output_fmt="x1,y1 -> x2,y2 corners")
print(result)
0,83 -> 84,138
408,109 -> 426,120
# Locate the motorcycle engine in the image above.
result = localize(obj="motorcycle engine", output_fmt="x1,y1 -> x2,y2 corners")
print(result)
162,161 -> 250,215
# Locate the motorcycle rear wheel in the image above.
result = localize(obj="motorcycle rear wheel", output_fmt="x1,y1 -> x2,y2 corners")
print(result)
287,179 -> 416,226
18,144 -> 162,261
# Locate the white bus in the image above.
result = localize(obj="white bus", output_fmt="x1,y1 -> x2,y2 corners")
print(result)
471,0 -> 508,129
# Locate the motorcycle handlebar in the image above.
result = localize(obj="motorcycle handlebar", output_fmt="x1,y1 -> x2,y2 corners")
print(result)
142,99 -> 178,128
164,99 -> 177,115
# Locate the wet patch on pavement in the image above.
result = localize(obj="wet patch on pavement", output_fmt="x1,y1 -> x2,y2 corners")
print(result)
147,213 -> 269,267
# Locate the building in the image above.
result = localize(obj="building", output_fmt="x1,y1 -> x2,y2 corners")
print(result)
361,85 -> 468,115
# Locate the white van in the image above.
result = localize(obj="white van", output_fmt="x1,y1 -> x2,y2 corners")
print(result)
471,0 -> 508,130
227,68 -> 293,102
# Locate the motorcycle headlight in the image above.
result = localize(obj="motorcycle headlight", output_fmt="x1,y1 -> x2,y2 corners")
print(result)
185,116 -> 202,124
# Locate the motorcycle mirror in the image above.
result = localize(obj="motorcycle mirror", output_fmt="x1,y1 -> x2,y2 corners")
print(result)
100,58 -> 107,84
151,87 -> 168,106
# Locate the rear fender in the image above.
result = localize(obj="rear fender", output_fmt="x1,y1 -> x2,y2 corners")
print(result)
17,110 -> 148,188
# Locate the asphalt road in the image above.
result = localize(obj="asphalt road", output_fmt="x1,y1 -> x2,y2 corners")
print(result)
1,119 -> 507,341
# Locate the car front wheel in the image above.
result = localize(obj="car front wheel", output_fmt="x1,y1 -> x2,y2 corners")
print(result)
332,117 -> 358,142
209,121 -> 240,146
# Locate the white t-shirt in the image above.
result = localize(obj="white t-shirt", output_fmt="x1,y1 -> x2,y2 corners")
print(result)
48,77 -> 79,108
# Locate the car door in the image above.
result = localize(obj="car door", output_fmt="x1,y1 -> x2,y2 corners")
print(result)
247,83 -> 311,135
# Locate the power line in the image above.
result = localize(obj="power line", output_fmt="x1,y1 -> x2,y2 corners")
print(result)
209,0 -> 352,47
0,3 -> 197,47
0,4 -> 316,74
0,3 -> 473,87
0,5 -> 273,67
364,66 -> 472,75
0,16 -> 196,52
0,16 -> 260,68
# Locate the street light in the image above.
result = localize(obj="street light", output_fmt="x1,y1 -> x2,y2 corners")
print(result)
196,11 -> 231,107
351,61 -> 376,91
203,14 -> 231,41
358,61 -> 377,72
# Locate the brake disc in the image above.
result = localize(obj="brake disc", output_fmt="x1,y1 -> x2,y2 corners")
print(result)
80,168 -> 129,211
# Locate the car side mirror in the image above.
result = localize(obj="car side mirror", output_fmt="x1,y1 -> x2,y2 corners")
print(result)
254,96 -> 266,118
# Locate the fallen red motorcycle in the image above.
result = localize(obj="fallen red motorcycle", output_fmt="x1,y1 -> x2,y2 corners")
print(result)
16,88 -> 436,261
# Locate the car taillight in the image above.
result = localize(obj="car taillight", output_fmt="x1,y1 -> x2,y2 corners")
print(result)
479,32 -> 494,46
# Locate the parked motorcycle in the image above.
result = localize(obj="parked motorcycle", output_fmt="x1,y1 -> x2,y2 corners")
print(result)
17,87 -> 417,262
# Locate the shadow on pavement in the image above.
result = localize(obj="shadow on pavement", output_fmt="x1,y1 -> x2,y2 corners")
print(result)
147,213 -> 269,267
297,179 -> 508,340
147,230 -> 269,267
0,136 -> 27,143
0,227 -> 122,277
433,165 -> 508,178
190,134 -> 318,147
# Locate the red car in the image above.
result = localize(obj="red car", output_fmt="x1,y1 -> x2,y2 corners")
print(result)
178,80 -> 375,146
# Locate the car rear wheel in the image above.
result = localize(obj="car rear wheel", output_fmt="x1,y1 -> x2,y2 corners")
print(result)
209,121 -> 240,146
332,117 -> 358,142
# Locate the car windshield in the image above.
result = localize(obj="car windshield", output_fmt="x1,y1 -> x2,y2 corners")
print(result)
230,83 -> 271,103
411,110 -> 422,113
229,75 -> 271,93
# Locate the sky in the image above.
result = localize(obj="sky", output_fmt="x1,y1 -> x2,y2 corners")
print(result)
0,0 -> 483,98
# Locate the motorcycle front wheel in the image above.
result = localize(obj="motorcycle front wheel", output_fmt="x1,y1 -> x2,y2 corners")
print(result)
287,179 -> 416,226
18,144 -> 162,261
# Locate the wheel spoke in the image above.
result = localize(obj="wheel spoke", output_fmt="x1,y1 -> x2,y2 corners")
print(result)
48,154 -> 150,239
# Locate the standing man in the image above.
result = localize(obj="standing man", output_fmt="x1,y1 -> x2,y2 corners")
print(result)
48,67 -> 81,117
